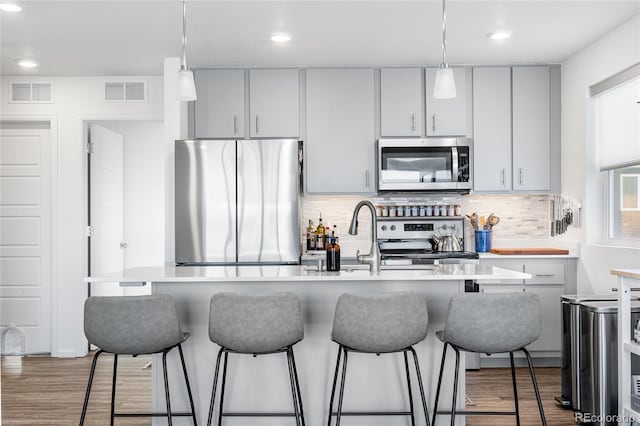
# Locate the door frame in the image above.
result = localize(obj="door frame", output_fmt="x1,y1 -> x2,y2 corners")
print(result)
0,114 -> 58,355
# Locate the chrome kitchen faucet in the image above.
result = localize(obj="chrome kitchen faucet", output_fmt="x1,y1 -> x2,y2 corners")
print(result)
348,200 -> 381,273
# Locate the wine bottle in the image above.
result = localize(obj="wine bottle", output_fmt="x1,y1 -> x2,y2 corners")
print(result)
315,213 -> 326,250
306,219 -> 315,251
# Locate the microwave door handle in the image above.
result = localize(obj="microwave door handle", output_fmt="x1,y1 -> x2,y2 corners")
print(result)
451,147 -> 459,183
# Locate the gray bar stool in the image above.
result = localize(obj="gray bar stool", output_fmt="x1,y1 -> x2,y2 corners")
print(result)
80,294 -> 196,426
432,292 -> 547,426
328,292 -> 430,426
207,291 -> 305,426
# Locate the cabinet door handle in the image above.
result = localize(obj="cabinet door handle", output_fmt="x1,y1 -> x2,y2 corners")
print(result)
432,114 -> 436,132
255,115 -> 260,134
501,168 -> 505,186
233,115 -> 238,134
518,168 -> 523,185
411,113 -> 416,132
534,273 -> 556,277
365,170 -> 370,188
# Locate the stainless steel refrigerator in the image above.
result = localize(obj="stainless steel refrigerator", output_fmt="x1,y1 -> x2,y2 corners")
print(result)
175,139 -> 301,265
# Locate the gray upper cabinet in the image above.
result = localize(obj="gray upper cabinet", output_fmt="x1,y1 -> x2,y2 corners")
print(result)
512,66 -> 551,191
305,68 -> 375,194
380,68 -> 423,137
249,69 -> 300,138
473,67 -> 512,191
194,69 -> 245,138
425,67 -> 472,137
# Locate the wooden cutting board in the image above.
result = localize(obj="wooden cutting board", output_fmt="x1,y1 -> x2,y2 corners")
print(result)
490,248 -> 570,255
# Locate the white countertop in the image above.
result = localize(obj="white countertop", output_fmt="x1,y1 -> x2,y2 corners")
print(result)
85,264 -> 531,283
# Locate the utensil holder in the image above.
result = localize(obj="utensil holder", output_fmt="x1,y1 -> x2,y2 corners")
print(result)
475,230 -> 492,253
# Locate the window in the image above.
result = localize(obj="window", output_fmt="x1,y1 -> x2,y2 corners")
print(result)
611,166 -> 640,239
592,64 -> 640,244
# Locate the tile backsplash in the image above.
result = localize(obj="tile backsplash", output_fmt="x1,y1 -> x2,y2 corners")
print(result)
301,194 -> 551,256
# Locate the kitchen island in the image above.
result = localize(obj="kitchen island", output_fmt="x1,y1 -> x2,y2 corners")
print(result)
86,264 -> 530,426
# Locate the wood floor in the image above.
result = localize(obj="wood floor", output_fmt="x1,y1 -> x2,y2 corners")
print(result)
1,353 -> 577,425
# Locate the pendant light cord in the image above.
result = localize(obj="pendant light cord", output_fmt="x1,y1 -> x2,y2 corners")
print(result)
181,0 -> 188,70
441,0 -> 447,66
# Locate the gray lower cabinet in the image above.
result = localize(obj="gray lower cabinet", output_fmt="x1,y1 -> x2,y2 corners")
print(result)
305,68 -> 375,194
479,257 -> 576,359
194,69 -> 245,138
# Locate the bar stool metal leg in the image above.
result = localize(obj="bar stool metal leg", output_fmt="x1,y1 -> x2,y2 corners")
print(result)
217,351 -> 229,426
110,354 -> 118,426
523,348 -> 547,426
335,346 -> 349,426
79,349 -> 103,426
289,347 -> 306,426
286,347 -> 302,426
431,342 -> 449,426
450,346 -> 461,426
177,344 -> 198,425
408,347 -> 430,426
162,350 -> 173,426
509,352 -> 521,426
403,351 -> 416,426
327,345 -> 343,426
207,347 -> 224,426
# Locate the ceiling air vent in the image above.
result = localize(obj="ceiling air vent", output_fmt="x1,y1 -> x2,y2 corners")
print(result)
104,81 -> 147,102
9,82 -> 53,103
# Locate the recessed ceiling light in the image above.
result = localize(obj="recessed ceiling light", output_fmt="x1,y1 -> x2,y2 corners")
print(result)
271,33 -> 291,43
0,3 -> 22,12
487,32 -> 512,41
15,59 -> 38,68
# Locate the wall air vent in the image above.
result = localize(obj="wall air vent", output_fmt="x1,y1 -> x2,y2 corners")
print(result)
9,82 -> 53,103
104,81 -> 147,102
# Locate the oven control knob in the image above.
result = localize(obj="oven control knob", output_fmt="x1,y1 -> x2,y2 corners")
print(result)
390,225 -> 396,231
381,225 -> 387,231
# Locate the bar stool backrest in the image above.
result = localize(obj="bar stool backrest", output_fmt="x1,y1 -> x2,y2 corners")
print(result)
331,292 -> 428,353
209,292 -> 304,354
444,292 -> 542,354
84,294 -> 184,355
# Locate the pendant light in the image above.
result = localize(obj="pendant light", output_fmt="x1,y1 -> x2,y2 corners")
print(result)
433,0 -> 456,99
177,0 -> 196,101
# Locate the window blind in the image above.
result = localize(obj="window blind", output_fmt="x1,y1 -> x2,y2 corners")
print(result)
594,68 -> 640,171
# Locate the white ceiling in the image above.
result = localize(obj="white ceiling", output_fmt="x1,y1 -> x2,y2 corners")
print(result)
2,1 -> 639,76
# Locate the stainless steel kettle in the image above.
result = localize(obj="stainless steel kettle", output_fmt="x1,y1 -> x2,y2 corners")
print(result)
430,225 -> 463,252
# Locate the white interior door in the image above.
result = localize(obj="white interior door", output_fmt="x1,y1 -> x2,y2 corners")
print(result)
89,124 -> 124,297
0,128 -> 51,355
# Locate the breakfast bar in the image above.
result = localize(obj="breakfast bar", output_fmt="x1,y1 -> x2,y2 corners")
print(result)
86,264 -> 530,426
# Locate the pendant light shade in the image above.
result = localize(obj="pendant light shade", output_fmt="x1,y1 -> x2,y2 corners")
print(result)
433,0 -> 456,99
434,66 -> 457,99
177,0 -> 196,101
177,67 -> 197,101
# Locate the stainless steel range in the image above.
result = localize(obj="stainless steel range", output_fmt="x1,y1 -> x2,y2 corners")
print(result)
377,216 -> 478,266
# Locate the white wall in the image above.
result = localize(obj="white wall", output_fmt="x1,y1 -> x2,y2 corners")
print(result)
0,76 -> 163,356
561,14 -> 640,293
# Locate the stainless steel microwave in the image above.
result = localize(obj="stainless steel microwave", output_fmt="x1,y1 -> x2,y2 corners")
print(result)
377,138 -> 473,192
